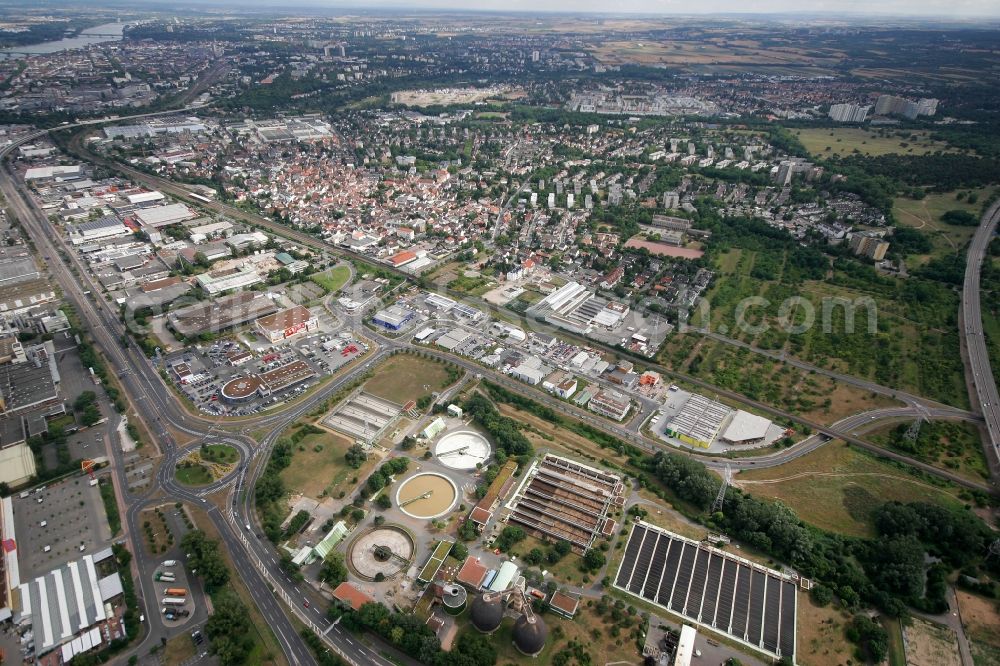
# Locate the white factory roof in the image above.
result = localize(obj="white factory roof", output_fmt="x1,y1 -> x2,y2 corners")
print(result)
721,410 -> 772,443
126,191 -> 165,205
18,554 -> 119,654
24,165 -> 81,180
133,203 -> 194,228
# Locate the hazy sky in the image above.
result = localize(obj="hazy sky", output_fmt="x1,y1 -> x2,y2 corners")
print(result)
227,0 -> 999,18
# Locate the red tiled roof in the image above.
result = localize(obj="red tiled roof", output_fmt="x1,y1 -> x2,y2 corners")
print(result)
332,582 -> 374,611
455,558 -> 488,589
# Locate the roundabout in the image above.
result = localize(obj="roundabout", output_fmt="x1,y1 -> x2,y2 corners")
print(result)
173,442 -> 242,487
394,472 -> 458,519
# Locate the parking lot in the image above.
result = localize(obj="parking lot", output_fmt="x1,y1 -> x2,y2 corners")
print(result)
12,477 -> 112,580
164,333 -> 366,417
150,558 -> 197,627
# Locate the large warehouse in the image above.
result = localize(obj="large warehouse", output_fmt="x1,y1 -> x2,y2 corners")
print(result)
615,522 -> 796,662
372,305 -> 414,331
665,393 -> 733,448
256,306 -> 318,342
132,203 -> 195,228
168,292 -> 278,338
506,454 -> 624,552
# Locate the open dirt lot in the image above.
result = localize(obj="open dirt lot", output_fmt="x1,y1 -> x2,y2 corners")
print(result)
903,617 -> 961,666
956,591 -> 1000,665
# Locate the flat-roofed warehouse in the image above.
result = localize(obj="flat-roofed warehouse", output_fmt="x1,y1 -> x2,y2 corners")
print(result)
168,292 -> 278,338
133,203 -> 195,228
615,522 -> 796,662
507,454 -> 624,552
255,306 -> 318,343
666,393 -> 733,448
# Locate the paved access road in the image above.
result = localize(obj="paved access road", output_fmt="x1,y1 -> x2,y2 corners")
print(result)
961,199 -> 1000,476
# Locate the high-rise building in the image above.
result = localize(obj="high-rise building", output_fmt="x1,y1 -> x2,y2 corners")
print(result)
875,94 -> 938,118
531,50 -> 540,62
829,103 -> 870,123
849,233 -> 890,261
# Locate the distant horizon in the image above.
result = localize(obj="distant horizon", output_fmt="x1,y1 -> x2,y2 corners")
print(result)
174,2 -> 1000,20
25,0 -> 1000,21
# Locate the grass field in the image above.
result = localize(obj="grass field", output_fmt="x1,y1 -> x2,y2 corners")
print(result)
893,188 -> 995,265
163,632 -> 197,665
796,597 -> 854,666
279,426 -> 370,500
175,462 -> 213,486
736,440 -> 965,537
363,354 -> 459,405
795,127 -> 955,158
202,443 -> 239,464
310,265 -> 351,294
866,420 -> 989,483
884,616 -> 906,666
591,39 -> 841,69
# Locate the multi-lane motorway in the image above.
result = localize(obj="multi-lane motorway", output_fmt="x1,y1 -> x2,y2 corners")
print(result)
961,199 -> 1000,476
3,104 -> 999,666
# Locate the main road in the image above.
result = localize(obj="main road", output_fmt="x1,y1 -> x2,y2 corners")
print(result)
961,198 -> 1000,477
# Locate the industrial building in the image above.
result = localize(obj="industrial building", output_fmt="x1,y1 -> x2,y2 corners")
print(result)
721,411 -> 774,446
507,454 -> 623,552
132,203 -> 195,228
615,522 -> 796,662
67,216 -> 131,245
372,305 -> 414,331
255,306 -> 318,343
588,389 -> 631,421
195,267 -> 263,294
528,281 -> 630,333
167,292 -> 278,338
665,393 -> 732,448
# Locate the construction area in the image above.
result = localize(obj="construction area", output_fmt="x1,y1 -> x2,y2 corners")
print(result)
615,521 -> 797,663
322,391 -> 403,442
505,453 -> 624,552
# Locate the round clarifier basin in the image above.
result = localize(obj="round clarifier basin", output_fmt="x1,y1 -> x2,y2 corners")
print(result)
434,430 -> 491,470
395,473 -> 458,519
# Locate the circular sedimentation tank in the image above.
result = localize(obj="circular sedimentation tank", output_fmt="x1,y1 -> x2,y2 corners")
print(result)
434,430 -> 491,470
346,525 -> 414,581
394,473 -> 458,519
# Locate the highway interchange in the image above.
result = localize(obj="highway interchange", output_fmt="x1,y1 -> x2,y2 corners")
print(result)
0,105 -> 997,666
